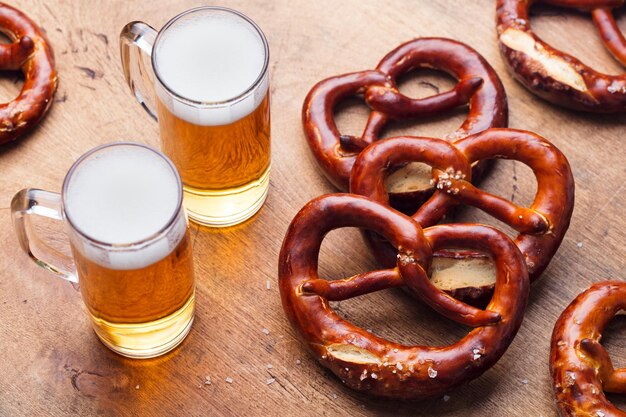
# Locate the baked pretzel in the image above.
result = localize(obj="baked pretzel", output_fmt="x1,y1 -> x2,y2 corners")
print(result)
350,129 -> 574,304
550,281 -> 626,416
0,3 -> 57,145
279,194 -> 529,399
302,38 -> 507,209
496,0 -> 626,112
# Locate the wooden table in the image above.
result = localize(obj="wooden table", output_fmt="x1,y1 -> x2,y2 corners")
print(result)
1,1 -> 625,416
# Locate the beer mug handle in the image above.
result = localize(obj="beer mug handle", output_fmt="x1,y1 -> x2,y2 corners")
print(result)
120,22 -> 158,121
11,189 -> 78,284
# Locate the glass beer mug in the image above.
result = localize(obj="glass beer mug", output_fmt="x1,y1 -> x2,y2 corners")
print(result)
120,6 -> 271,227
11,143 -> 195,358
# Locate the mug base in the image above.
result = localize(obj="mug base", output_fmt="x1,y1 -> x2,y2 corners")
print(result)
183,167 -> 270,227
91,292 -> 195,359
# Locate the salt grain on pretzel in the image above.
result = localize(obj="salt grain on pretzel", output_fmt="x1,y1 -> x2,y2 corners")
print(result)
350,128 -> 574,305
279,194 -> 529,399
550,281 -> 626,417
497,0 -> 626,112
0,3 -> 57,145
302,38 -> 507,209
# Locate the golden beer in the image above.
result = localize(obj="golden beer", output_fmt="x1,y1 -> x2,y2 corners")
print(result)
156,93 -> 271,226
73,230 -> 195,357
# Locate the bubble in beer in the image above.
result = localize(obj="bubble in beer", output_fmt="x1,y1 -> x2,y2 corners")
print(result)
64,144 -> 180,246
154,10 -> 267,103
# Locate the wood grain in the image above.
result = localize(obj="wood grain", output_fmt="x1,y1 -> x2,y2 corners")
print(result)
0,1 -> 624,416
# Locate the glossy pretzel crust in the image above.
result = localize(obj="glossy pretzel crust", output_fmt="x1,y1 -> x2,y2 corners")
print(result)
279,194 -> 529,400
497,0 -> 626,112
350,129 -> 574,304
0,3 -> 57,145
550,281 -> 626,416
302,37 -> 507,193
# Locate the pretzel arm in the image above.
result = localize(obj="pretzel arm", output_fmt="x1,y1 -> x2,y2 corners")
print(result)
443,179 -> 550,234
605,368 -> 626,393
364,77 -> 483,119
301,268 -> 403,301
592,7 -> 626,66
580,337 -> 626,393
0,36 -> 33,70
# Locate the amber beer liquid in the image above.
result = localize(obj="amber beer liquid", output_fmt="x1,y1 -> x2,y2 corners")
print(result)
62,144 -> 196,358
73,233 -> 194,355
152,8 -> 271,227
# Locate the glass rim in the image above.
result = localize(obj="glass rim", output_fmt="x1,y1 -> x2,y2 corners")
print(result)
151,6 -> 270,108
61,142 -> 184,249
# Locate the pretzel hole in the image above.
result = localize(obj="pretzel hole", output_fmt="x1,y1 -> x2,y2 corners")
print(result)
333,96 -> 371,141
383,69 -> 466,139
603,313 -> 626,369
0,69 -> 24,102
531,4 -> 625,75
318,228 -> 377,281
396,68 -> 456,100
0,33 -> 24,102
330,289 -> 469,347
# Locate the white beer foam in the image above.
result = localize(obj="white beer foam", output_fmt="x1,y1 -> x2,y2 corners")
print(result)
64,145 -> 186,270
154,9 -> 268,126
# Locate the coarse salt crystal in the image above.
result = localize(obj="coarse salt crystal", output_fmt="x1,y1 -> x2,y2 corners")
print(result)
204,376 -> 212,385
428,366 -> 437,378
266,378 -> 276,385
472,348 -> 482,360
267,364 -> 273,369
262,328 -> 270,335
225,377 -> 234,384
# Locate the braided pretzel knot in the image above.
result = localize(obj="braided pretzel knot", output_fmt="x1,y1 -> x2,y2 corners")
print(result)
551,281 -> 626,416
0,3 -> 57,145
279,194 -> 529,399
350,129 -> 574,305
302,38 -> 508,208
497,0 -> 626,112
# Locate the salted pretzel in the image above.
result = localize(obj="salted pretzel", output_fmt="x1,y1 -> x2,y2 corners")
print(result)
350,129 -> 574,304
0,3 -> 57,145
551,281 -> 626,416
302,38 -> 507,210
279,194 -> 529,399
497,0 -> 626,112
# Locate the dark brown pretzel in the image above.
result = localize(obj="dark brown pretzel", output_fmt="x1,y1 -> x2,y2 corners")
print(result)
279,194 -> 529,400
497,0 -> 626,112
302,38 -> 508,201
550,281 -> 626,416
0,3 -> 57,145
350,129 -> 574,304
